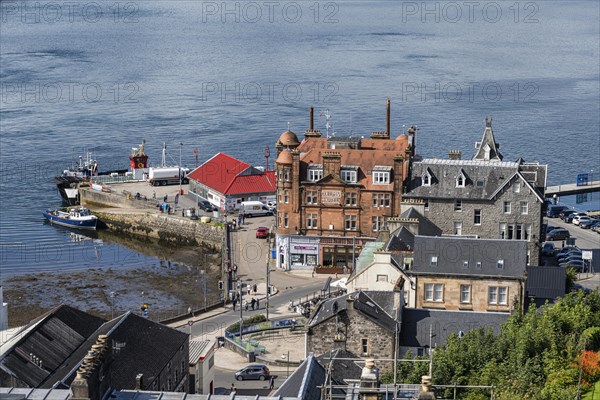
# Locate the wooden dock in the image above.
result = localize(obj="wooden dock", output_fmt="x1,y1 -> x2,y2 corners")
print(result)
546,180 -> 600,196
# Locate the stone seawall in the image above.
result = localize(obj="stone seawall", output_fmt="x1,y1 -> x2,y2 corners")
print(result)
80,187 -> 224,251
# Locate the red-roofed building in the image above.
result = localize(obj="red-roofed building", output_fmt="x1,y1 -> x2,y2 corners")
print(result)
187,152 -> 276,211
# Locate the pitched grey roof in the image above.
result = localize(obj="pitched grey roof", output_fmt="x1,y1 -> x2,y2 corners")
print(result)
189,339 -> 214,365
525,266 -> 566,300
399,308 -> 509,348
404,159 -> 519,200
412,236 -> 527,278
398,208 -> 443,237
309,292 -> 398,333
315,349 -> 363,384
0,305 -> 106,388
274,353 -> 326,400
473,120 -> 503,161
45,312 -> 189,390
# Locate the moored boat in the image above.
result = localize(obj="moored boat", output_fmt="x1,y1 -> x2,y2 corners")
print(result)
42,207 -> 98,230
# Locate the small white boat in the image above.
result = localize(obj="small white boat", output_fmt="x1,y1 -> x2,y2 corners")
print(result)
42,207 -> 98,230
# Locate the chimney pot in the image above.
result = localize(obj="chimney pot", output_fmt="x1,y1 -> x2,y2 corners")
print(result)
386,98 -> 391,138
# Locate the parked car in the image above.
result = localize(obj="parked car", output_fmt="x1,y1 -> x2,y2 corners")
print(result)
547,205 -> 568,218
565,212 -> 587,223
546,225 -> 557,233
546,228 -> 570,241
235,364 -> 270,381
556,247 -> 581,259
580,219 -> 600,229
198,200 -> 217,212
541,242 -> 556,256
256,227 -> 269,239
559,209 -> 577,219
560,260 -> 585,272
593,224 -> 600,234
558,254 -> 583,265
573,216 -> 592,226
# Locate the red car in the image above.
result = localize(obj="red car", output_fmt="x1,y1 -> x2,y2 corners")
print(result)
256,227 -> 269,239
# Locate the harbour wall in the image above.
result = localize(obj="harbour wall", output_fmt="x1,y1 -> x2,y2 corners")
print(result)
80,188 -> 224,251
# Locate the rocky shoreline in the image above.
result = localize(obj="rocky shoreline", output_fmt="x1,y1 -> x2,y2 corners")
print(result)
2,234 -> 222,328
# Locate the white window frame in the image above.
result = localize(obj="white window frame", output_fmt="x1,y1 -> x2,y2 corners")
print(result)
463,261 -> 469,269
306,190 -> 318,204
460,284 -> 471,303
488,286 -> 508,305
284,190 -> 289,204
474,209 -> 481,225
308,168 -> 323,182
345,192 -> 357,206
372,171 -> 390,185
283,213 -> 289,228
456,173 -> 465,187
424,283 -> 444,302
430,256 -> 438,267
503,201 -> 511,214
423,172 -> 431,186
344,215 -> 357,231
372,216 -> 386,232
306,213 -> 318,229
454,222 -> 462,235
497,259 -> 504,269
520,201 -> 528,215
454,199 -> 462,212
341,169 -> 357,183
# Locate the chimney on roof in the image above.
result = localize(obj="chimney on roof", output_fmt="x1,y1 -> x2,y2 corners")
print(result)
304,105 -> 322,138
418,375 -> 436,399
322,152 -> 341,178
359,359 -> 380,400
448,150 -> 461,160
135,373 -> 144,390
386,98 -> 391,137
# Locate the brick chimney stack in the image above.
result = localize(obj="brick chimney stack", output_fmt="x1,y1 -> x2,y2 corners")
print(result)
322,152 -> 341,178
70,335 -> 112,400
386,97 -> 391,138
304,105 -> 322,138
358,359 -> 380,400
448,150 -> 461,160
418,375 -> 436,399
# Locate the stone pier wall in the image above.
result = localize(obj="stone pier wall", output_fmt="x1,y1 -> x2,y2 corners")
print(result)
80,187 -> 224,250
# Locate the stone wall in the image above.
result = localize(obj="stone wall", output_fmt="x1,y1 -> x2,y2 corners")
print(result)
80,187 -> 156,210
307,301 -> 396,372
94,211 -> 223,251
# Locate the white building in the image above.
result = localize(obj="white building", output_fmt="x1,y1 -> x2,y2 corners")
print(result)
188,339 -> 216,394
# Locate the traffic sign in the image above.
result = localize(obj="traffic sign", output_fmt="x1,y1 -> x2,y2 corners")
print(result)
188,320 -> 194,327
582,251 -> 593,260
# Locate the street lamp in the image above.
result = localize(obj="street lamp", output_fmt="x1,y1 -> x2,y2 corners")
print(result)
200,270 -> 207,311
281,351 -> 290,377
266,237 -> 271,321
110,291 -> 116,319
237,279 -> 243,340
179,142 -> 183,195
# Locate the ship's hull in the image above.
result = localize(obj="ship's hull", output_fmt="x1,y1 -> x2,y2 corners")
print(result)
42,210 -> 98,230
55,176 -> 83,205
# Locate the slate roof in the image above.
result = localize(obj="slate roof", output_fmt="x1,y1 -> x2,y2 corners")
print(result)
0,305 -> 106,388
412,236 -> 527,279
309,291 -> 398,333
315,349 -> 363,384
473,121 -> 503,161
187,153 -> 276,196
398,208 -> 443,237
45,312 -> 188,390
525,266 -> 566,301
399,308 -> 509,348
189,339 -> 214,364
273,353 -> 326,400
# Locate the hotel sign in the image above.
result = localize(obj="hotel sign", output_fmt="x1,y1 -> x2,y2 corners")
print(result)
321,190 -> 341,204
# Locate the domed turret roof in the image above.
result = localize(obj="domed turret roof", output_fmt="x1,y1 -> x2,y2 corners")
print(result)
275,149 -> 293,165
277,130 -> 300,147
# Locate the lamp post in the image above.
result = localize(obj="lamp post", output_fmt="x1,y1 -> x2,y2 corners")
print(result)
110,291 -> 116,319
281,351 -> 290,377
179,142 -> 183,195
266,237 -> 271,321
200,270 -> 207,311
237,279 -> 243,340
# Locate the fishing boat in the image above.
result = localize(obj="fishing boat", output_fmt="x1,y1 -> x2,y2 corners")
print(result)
42,207 -> 98,230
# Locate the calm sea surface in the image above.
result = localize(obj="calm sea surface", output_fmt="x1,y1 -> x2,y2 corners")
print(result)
1,0 -> 599,275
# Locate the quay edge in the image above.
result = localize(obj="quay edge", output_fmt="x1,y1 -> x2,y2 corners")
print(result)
79,187 -> 224,251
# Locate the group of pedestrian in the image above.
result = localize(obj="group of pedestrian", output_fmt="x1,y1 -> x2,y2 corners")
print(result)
232,296 -> 260,311
237,212 -> 246,226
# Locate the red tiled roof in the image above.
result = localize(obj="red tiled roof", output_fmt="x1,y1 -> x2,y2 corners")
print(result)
228,170 -> 276,195
187,152 -> 275,195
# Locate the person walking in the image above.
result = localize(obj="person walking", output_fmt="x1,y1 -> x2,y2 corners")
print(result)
256,298 -> 260,309
244,300 -> 249,311
247,284 -> 251,295
253,283 -> 257,293
251,298 -> 256,310
269,376 -> 275,390
230,384 -> 236,394
232,298 -> 237,311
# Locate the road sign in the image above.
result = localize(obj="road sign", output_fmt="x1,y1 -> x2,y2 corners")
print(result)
582,251 -> 593,260
188,320 -> 194,327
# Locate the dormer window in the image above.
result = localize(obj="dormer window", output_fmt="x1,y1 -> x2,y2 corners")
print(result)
372,166 -> 391,185
307,165 -> 323,182
340,166 -> 358,183
456,171 -> 466,187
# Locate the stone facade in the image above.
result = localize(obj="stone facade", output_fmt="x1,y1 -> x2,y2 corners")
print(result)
421,176 -> 543,266
414,276 -> 522,312
307,299 -> 396,366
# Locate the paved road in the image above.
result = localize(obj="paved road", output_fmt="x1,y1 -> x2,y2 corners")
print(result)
544,217 -> 600,250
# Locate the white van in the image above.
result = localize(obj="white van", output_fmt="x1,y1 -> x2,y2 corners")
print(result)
241,201 -> 273,217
